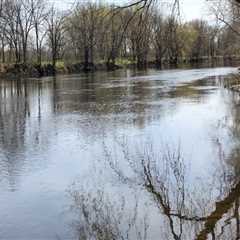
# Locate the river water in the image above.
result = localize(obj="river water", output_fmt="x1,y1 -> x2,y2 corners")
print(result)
0,67 -> 240,239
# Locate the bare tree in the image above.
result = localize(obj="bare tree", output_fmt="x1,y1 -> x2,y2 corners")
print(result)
31,0 -> 48,66
66,1 -> 102,70
16,0 -> 35,63
151,10 -> 168,68
46,7 -> 65,72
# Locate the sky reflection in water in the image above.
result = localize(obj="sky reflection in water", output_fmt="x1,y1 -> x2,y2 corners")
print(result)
0,67 -> 240,239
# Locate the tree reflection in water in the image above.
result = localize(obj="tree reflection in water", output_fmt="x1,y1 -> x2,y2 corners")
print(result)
68,137 -> 240,240
68,75 -> 240,240
69,187 -> 149,240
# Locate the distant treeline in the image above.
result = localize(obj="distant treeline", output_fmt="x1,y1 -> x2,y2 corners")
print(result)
0,0 -> 239,75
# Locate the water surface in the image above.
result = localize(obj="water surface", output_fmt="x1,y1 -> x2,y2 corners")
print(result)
0,67 -> 240,239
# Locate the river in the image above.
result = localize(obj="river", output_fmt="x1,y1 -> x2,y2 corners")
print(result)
0,67 -> 240,239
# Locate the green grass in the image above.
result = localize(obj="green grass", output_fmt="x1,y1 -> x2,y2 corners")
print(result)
116,58 -> 135,65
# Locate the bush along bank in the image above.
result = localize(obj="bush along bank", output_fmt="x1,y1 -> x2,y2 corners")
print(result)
0,63 -> 57,78
0,62 -> 124,78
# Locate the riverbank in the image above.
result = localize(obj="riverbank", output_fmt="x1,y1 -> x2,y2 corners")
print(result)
223,71 -> 240,92
0,58 -> 239,79
0,62 -> 123,78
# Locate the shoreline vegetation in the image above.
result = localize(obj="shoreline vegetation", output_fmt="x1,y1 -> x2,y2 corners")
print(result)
224,73 -> 240,92
0,56 -> 239,78
0,0 -> 240,80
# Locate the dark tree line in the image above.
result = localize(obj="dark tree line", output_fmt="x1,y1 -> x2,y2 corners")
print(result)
0,0 -> 239,72
0,0 -> 65,69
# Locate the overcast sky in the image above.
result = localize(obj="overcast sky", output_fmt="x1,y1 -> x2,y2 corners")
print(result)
180,0 -> 209,21
52,0 -> 211,22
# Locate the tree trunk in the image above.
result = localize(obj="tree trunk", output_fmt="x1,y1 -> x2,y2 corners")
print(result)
84,47 -> 89,71
1,38 -> 5,63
